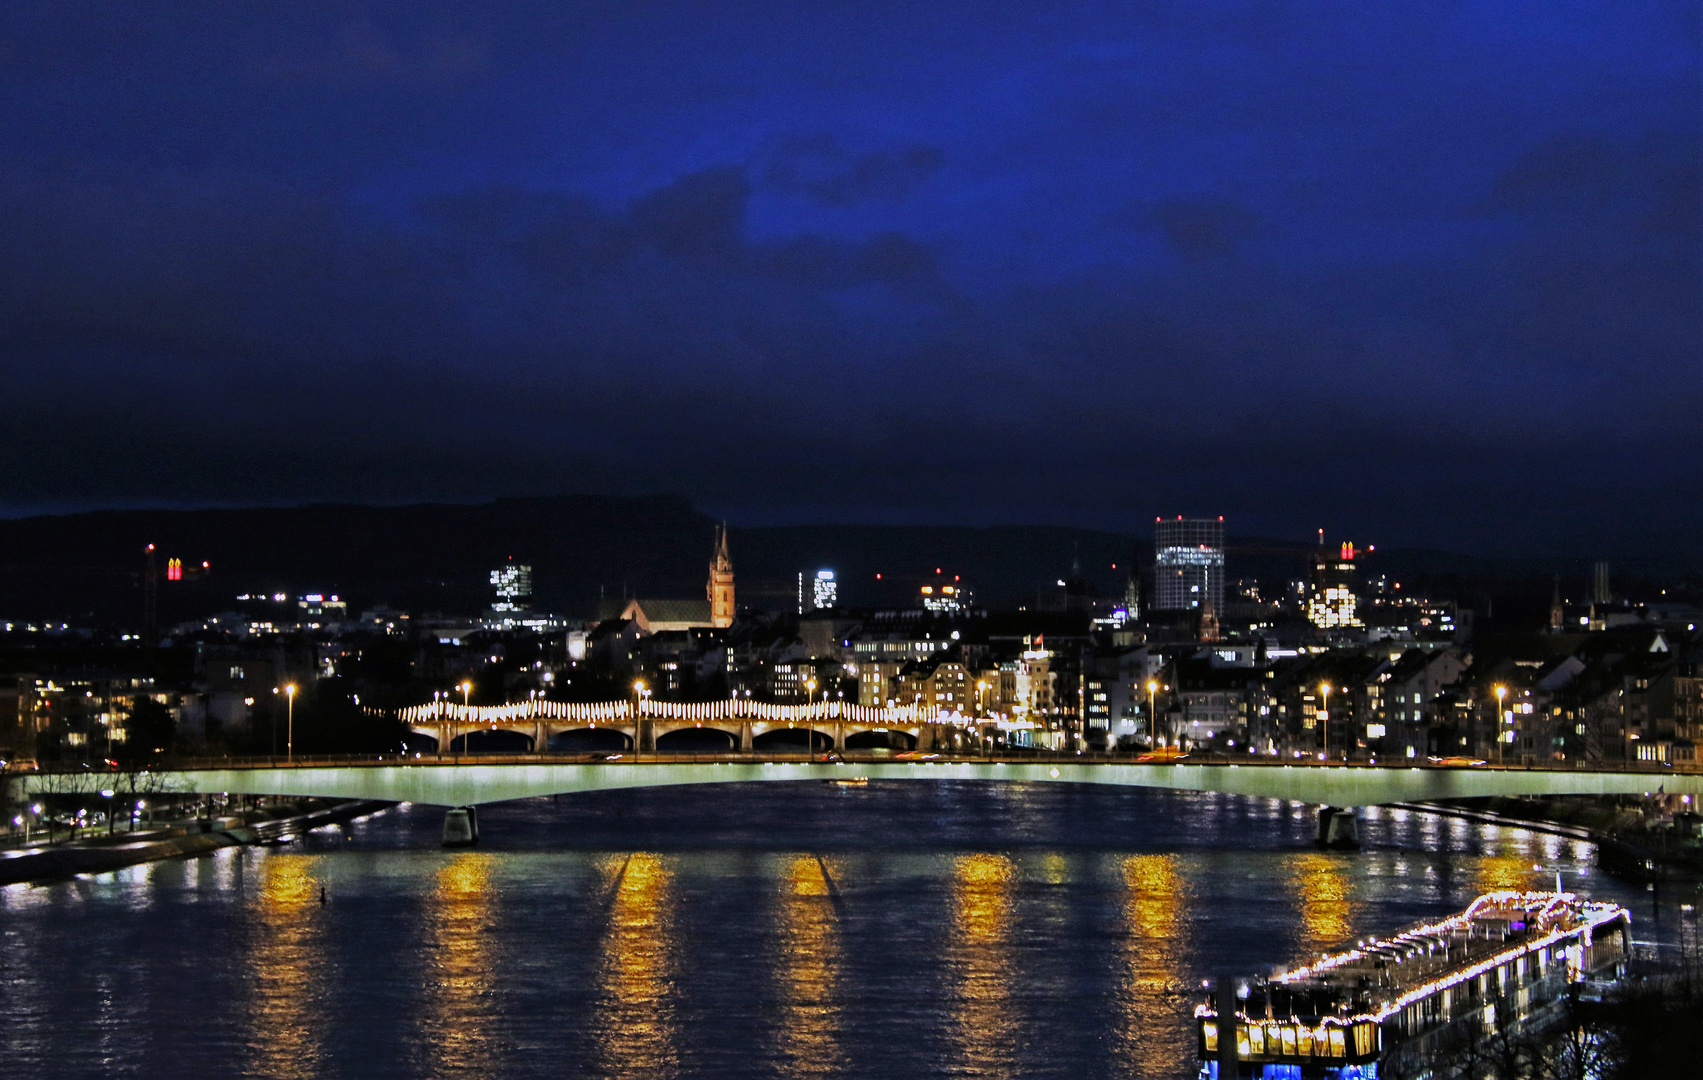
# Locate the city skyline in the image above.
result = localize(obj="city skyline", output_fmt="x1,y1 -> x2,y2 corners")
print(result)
1,7 -> 1697,1079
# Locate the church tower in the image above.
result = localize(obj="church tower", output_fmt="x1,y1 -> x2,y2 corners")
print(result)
708,524 -> 735,628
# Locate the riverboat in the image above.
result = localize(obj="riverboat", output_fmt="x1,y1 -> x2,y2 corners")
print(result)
1195,890 -> 1630,1079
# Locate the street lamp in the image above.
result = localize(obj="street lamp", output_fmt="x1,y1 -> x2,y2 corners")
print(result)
285,684 -> 297,763
805,677 -> 819,757
632,680 -> 647,758
457,681 -> 472,759
1146,680 -> 1159,748
1319,683 -> 1331,761
977,680 -> 989,757
1494,685 -> 1507,765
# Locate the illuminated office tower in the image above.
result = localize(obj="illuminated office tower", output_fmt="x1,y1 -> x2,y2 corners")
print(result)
812,569 -> 837,610
1307,540 -> 1362,629
1153,517 -> 1225,612
490,561 -> 533,612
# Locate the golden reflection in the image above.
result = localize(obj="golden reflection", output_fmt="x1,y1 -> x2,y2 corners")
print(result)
1290,852 -> 1353,958
594,852 -> 678,1079
1474,854 -> 1536,894
248,854 -> 325,1080
1116,854 -> 1192,1080
774,856 -> 841,1076
948,853 -> 1018,1078
423,852 -> 499,1075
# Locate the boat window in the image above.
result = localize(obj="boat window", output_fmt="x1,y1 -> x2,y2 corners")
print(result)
1328,1028 -> 1346,1057
1203,1022 -> 1218,1052
1354,1023 -> 1375,1056
1280,1026 -> 1297,1056
1247,1025 -> 1265,1055
1297,1027 -> 1313,1056
1236,1028 -> 1250,1057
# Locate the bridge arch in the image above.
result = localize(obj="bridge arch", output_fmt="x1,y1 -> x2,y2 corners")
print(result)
751,728 -> 833,753
451,729 -> 535,755
547,727 -> 633,753
655,727 -> 740,753
843,728 -> 918,751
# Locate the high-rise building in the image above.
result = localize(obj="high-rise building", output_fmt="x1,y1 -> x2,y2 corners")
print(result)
1307,540 -> 1361,629
812,569 -> 837,611
1154,517 -> 1225,612
1592,562 -> 1611,606
490,561 -> 532,612
707,525 -> 735,628
797,568 -> 838,613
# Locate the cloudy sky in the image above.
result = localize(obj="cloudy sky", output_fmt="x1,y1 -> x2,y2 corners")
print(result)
0,2 -> 1696,555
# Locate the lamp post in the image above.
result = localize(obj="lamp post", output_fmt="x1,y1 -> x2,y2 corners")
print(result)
632,680 -> 647,759
1319,683 -> 1331,761
977,680 -> 989,757
1146,680 -> 1159,748
805,677 -> 818,757
285,684 -> 297,763
458,681 -> 472,760
1495,685 -> 1507,765
434,690 -> 445,759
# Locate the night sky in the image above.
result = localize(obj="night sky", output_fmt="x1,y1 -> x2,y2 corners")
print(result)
1,3 -> 1697,557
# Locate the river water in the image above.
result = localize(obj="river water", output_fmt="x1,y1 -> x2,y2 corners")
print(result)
0,782 -> 1679,1079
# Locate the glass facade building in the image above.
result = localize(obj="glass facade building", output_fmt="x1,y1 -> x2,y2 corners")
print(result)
1154,518 -> 1225,612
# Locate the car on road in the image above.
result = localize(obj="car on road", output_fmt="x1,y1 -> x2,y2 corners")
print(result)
1134,747 -> 1189,763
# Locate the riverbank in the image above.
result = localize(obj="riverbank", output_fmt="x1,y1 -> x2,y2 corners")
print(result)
1395,795 -> 1703,883
0,799 -> 393,887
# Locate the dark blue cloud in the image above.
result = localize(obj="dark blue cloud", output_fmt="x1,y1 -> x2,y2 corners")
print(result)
0,1 -> 1696,559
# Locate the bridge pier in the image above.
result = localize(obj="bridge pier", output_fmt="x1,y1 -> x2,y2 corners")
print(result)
1316,806 -> 1359,850
442,806 -> 480,847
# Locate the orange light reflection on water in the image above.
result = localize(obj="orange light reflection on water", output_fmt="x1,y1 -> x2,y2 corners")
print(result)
593,852 -> 678,1080
948,853 -> 1018,1079
1290,852 -> 1354,959
1475,854 -> 1538,894
248,854 -> 325,1080
1117,853 -> 1192,1080
422,852 -> 499,1075
774,855 -> 841,1077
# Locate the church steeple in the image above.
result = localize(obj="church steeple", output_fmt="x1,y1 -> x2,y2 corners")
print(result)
1549,576 -> 1564,633
708,523 -> 735,628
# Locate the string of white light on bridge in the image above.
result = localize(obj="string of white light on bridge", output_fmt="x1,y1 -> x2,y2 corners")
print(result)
383,698 -> 988,726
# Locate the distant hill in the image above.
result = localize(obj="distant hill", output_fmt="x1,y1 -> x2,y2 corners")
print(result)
0,496 -> 1681,627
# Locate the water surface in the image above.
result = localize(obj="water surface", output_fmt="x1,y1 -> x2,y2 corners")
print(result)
0,782 -> 1673,1079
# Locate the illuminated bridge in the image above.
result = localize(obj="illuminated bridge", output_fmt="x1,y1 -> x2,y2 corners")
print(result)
389,696 -> 982,755
15,699 -> 1700,846
13,754 -> 1701,812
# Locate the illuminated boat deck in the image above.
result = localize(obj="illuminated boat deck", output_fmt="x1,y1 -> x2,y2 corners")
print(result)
1197,891 -> 1631,1076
